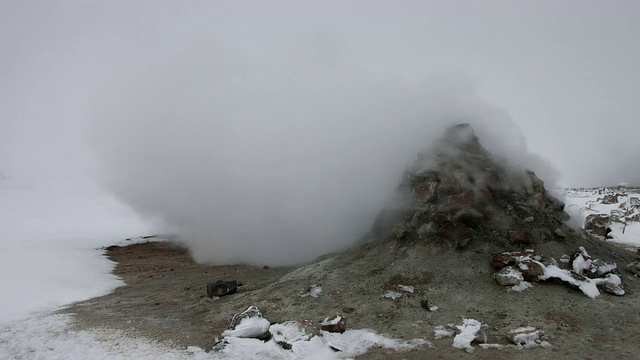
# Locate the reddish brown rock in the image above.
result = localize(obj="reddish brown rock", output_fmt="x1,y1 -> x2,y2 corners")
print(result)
446,191 -> 474,211
585,214 -> 612,238
517,259 -> 545,282
510,231 -> 532,245
529,193 -> 546,209
491,250 -> 536,269
415,182 -> 438,203
439,176 -> 462,196
439,223 -> 473,242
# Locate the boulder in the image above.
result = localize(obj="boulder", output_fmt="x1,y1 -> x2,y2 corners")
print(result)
453,208 -> 484,229
517,259 -> 545,282
509,231 -> 532,245
602,194 -> 619,205
223,306 -> 271,340
584,214 -> 612,238
494,266 -> 523,286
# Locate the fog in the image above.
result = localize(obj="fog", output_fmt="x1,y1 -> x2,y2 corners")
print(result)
2,2 -> 639,264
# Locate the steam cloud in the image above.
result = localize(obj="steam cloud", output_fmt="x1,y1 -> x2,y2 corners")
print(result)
89,9 -> 559,266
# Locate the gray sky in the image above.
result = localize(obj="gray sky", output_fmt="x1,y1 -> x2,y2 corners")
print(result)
2,1 -> 639,264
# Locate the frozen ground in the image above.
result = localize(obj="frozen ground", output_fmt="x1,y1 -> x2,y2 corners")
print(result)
564,187 -> 640,249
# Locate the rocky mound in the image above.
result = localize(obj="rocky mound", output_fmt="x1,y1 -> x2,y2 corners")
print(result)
67,124 -> 640,359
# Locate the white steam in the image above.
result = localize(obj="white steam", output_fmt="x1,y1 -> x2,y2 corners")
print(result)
89,9 -> 558,266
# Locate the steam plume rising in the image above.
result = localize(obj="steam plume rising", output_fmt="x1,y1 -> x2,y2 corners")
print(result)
90,34 -> 558,266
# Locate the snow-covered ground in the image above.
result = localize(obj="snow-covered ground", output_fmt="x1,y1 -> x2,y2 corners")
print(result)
564,187 -> 640,249
0,180 -> 427,359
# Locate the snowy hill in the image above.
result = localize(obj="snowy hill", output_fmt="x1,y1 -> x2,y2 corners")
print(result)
564,186 -> 640,250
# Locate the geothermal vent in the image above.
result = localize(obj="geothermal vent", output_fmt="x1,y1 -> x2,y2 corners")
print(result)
368,123 -> 569,250
69,124 -> 640,359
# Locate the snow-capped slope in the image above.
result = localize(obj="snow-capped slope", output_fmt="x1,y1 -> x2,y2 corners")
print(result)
564,186 -> 640,249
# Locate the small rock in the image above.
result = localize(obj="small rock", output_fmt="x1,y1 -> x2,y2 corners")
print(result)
509,231 -> 532,245
320,314 -> 347,334
206,280 -> 238,298
507,327 -> 546,348
524,216 -> 534,223
417,222 -> 439,240
421,299 -> 439,312
598,281 -> 625,296
627,262 -> 640,276
263,265 -> 270,269
554,228 -> 566,239
494,266 -> 523,286
453,208 -> 484,229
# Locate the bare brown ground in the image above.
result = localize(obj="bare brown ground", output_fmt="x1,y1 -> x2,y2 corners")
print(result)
63,238 -> 640,359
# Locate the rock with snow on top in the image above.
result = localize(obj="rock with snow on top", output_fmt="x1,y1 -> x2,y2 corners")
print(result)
584,214 -> 613,238
494,266 -> 523,286
602,194 -> 619,204
517,259 -> 545,282
433,324 -> 455,339
299,284 -> 322,298
491,250 -> 536,269
587,259 -> 618,278
507,327 -> 547,348
223,306 -> 271,339
452,319 -> 486,353
320,314 -> 347,334
570,247 -> 592,275
398,285 -> 414,293
421,299 -> 439,312
382,290 -> 403,300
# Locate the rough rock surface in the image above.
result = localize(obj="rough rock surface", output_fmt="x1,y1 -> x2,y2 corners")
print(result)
62,124 -> 640,359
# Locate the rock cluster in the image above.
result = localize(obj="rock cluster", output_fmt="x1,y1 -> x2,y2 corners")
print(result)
372,123 -> 568,250
491,246 -> 625,298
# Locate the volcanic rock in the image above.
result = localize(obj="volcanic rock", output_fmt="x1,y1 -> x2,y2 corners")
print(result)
584,214 -> 613,238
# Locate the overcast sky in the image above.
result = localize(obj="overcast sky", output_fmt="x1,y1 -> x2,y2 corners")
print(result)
2,1 -> 639,264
